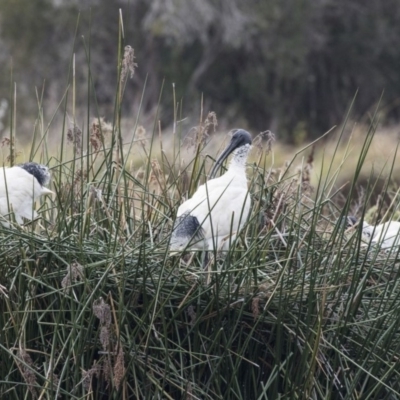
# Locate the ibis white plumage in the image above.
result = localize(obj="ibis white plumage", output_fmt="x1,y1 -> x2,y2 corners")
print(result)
346,216 -> 400,249
170,129 -> 252,253
0,162 -> 53,225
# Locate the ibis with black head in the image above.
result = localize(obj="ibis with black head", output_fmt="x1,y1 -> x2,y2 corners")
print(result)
170,129 -> 252,254
0,162 -> 53,226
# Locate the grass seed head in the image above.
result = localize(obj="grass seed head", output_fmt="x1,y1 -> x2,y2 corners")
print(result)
90,117 -> 112,152
93,297 -> 112,327
100,325 -> 110,351
6,150 -> 21,163
203,111 -> 218,136
17,349 -> 38,398
1,137 -> 12,147
149,159 -> 166,192
121,45 -> 137,84
1,136 -> 21,163
301,146 -> 315,191
113,346 -> 125,391
82,361 -> 101,391
73,169 -> 88,188
253,129 -> 276,155
185,111 -> 218,150
61,261 -> 84,291
67,121 -> 82,155
103,361 -> 111,385
135,125 -> 147,148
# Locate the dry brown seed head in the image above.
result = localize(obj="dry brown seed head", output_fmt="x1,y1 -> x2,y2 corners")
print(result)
93,297 -> 112,327
185,111 -> 218,150
91,117 -> 112,138
103,360 -> 111,385
90,117 -> 112,152
73,169 -> 88,187
113,346 -> 125,391
62,261 -> 84,290
1,137 -> 11,147
135,167 -> 145,181
150,159 -> 163,178
253,130 -> 275,155
203,111 -> 218,136
6,150 -> 21,164
82,361 -> 101,391
135,125 -> 147,147
121,45 -> 137,83
67,122 -> 83,155
17,349 -> 38,398
90,186 -> 103,201
99,325 -> 110,351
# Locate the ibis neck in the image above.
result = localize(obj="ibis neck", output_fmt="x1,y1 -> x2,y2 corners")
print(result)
228,144 -> 251,174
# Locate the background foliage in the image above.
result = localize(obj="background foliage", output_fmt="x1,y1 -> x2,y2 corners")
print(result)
1,0 -> 400,140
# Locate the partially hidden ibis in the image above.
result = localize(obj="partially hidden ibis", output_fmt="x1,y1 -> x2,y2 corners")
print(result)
0,162 -> 53,225
345,216 -> 400,249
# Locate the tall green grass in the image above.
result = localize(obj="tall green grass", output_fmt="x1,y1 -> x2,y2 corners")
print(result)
1,15 -> 400,400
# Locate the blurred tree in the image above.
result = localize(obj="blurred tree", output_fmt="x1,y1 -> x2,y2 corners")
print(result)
0,0 -> 400,140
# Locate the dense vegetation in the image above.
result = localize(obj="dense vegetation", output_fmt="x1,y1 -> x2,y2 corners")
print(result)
1,99 -> 400,398
1,8 -> 400,400
1,1 -> 400,140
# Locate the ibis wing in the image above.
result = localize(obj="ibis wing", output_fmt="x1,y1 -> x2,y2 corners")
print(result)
373,222 -> 400,248
177,172 -> 247,216
170,212 -> 205,251
173,172 -> 250,251
190,185 -> 250,238
17,199 -> 39,220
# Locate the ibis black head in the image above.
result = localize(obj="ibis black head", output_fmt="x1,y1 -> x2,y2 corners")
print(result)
19,162 -> 51,186
340,215 -> 358,229
347,216 -> 358,227
210,129 -> 252,178
229,129 -> 252,149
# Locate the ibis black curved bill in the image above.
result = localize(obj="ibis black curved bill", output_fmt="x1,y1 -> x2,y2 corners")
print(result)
210,129 -> 252,179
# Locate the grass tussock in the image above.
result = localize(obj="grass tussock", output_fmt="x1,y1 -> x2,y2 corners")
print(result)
1,28 -> 400,400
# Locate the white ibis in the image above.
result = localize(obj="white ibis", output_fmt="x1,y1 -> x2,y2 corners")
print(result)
170,129 -> 252,254
0,162 -> 53,225
345,216 -> 400,249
